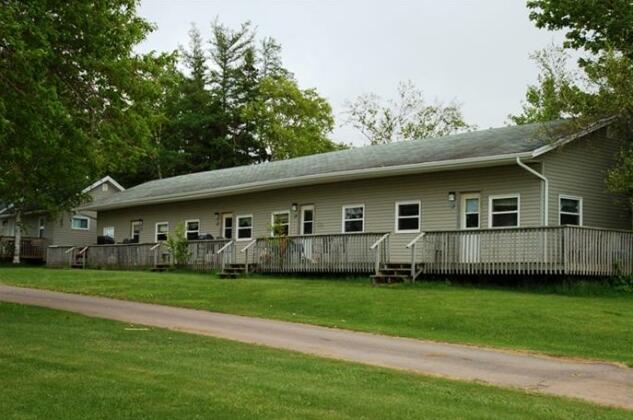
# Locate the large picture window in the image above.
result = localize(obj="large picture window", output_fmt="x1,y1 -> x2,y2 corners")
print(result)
489,195 -> 519,228
559,195 -> 582,226
342,205 -> 364,233
271,211 -> 290,237
395,201 -> 420,233
236,215 -> 253,240
155,222 -> 169,242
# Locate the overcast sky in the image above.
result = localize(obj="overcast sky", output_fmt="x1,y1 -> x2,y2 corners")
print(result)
137,0 -> 564,146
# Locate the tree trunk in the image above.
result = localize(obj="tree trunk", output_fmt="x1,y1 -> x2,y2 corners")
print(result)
12,209 -> 22,264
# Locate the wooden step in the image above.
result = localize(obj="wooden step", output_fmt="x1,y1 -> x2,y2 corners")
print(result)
370,274 -> 410,284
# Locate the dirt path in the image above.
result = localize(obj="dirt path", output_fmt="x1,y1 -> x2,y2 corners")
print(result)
2,284 -> 632,410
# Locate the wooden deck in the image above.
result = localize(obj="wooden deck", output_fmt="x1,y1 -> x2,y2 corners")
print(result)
412,226 -> 633,277
46,239 -> 230,270
0,237 -> 49,261
44,226 -> 633,277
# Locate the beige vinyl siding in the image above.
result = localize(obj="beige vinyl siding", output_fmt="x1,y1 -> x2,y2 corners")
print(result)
49,210 -> 98,246
542,128 -> 631,230
98,164 -> 541,262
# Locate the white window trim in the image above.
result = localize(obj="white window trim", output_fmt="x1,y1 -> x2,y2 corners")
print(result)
222,213 -> 233,240
559,194 -> 583,226
184,219 -> 200,238
394,200 -> 421,233
103,226 -> 115,238
155,221 -> 169,242
342,204 -> 365,234
461,193 -> 481,230
270,210 -> 290,237
130,220 -> 142,239
488,194 -> 520,228
71,215 -> 90,231
236,214 -> 253,241
300,205 -> 315,236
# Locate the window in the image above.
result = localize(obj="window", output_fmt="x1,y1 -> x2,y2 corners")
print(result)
185,219 -> 200,240
155,222 -> 169,242
222,214 -> 233,239
236,215 -> 253,240
489,195 -> 520,228
271,211 -> 290,237
301,205 -> 315,235
395,201 -> 420,233
71,216 -> 89,230
102,183 -> 109,192
342,205 -> 364,233
103,227 -> 115,239
559,195 -> 582,226
38,217 -> 45,238
461,194 -> 480,229
130,220 -> 142,242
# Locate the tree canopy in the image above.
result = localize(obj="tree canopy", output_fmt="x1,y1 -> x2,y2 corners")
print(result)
344,81 -> 474,145
113,21 -> 343,186
512,0 -> 633,217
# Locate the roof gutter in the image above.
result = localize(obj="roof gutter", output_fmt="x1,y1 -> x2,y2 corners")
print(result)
82,151 -> 536,211
516,157 -> 549,226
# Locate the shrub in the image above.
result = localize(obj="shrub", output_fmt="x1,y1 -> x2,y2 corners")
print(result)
165,223 -> 191,267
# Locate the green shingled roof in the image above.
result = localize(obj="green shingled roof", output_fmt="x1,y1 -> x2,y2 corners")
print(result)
84,121 -> 589,210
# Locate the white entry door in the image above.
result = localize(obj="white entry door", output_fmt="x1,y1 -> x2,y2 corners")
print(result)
460,193 -> 481,263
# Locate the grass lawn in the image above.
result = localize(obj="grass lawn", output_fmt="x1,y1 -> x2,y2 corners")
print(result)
1,267 -> 633,366
2,302 -> 631,419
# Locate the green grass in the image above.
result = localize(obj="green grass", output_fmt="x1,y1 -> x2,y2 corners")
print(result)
2,302 -> 631,419
1,267 -> 633,366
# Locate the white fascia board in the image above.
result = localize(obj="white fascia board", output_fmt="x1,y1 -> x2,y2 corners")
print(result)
82,176 -> 126,194
81,152 -> 535,211
530,117 -> 614,158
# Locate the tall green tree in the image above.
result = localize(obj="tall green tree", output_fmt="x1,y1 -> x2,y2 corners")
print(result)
344,81 -> 474,145
512,1 -> 633,223
244,76 -> 342,160
0,0 -> 166,262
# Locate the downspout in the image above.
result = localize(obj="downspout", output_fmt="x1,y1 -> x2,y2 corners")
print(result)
516,157 -> 549,226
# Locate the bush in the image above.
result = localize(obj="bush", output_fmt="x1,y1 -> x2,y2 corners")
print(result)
165,223 -> 191,267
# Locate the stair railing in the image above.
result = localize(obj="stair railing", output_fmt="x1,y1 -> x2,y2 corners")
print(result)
78,246 -> 88,269
369,233 -> 390,276
406,232 -> 426,281
216,240 -> 234,273
150,243 -> 162,269
64,247 -> 76,268
240,239 -> 257,274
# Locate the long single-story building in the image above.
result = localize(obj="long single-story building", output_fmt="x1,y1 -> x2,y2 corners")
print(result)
75,120 -> 632,279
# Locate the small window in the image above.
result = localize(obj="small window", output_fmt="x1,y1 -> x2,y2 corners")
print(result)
462,194 -> 480,229
559,196 -> 582,226
102,183 -> 109,192
301,205 -> 315,235
236,215 -> 253,240
395,201 -> 420,233
38,217 -> 46,238
155,222 -> 169,242
103,227 -> 115,239
71,216 -> 89,230
342,205 -> 364,233
222,214 -> 233,239
489,195 -> 519,228
271,211 -> 290,237
130,220 -> 142,242
185,219 -> 200,240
